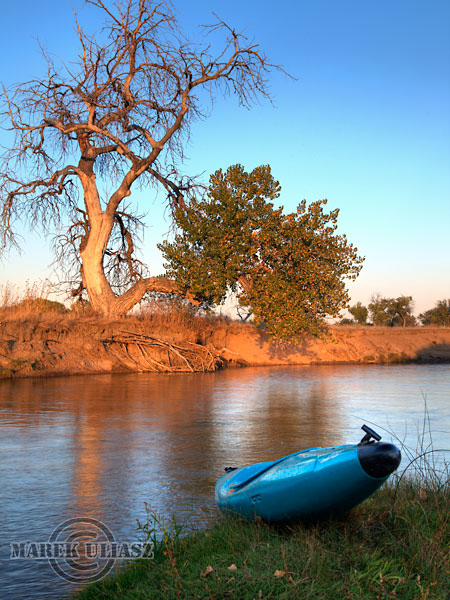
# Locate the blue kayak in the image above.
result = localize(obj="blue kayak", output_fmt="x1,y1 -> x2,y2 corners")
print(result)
215,425 -> 401,523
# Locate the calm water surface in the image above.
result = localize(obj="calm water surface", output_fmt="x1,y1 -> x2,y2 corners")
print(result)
0,364 -> 449,599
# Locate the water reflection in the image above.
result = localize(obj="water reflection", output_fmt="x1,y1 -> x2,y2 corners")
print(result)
0,364 -> 449,599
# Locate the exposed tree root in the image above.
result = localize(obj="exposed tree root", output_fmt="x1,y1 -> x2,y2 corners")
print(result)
102,330 -> 222,372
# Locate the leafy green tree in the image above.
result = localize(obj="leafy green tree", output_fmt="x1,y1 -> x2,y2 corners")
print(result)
348,302 -> 368,324
338,317 -> 356,325
419,299 -> 450,326
159,164 -> 364,341
368,295 -> 391,326
368,294 -> 415,327
392,296 -> 416,327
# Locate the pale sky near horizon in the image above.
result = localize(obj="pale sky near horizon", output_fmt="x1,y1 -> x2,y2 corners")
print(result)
0,0 -> 449,315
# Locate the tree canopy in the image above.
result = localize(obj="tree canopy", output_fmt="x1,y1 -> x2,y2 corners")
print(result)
159,164 -> 364,340
368,294 -> 415,327
419,299 -> 450,327
0,0 -> 280,316
348,301 -> 368,324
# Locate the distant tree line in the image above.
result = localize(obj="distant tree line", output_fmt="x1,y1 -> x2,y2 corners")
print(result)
340,297 -> 450,327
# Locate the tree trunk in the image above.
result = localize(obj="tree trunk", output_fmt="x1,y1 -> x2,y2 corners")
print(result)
80,175 -> 200,317
78,173 -> 116,315
80,217 -> 117,315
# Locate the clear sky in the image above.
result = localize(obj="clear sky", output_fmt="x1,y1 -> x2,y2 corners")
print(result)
0,0 -> 449,315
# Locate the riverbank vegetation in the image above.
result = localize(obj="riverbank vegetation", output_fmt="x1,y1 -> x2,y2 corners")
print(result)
341,297 -> 450,328
1,281 -> 448,331
74,466 -> 449,599
0,282 -> 221,336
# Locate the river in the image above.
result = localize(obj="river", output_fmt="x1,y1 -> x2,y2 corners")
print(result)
0,364 -> 449,599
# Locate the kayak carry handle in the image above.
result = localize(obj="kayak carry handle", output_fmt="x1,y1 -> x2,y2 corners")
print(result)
358,424 -> 382,445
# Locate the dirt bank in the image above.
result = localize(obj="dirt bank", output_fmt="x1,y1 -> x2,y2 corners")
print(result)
0,317 -> 449,378
214,325 -> 450,366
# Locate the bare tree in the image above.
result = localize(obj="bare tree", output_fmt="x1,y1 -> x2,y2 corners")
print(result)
0,0 -> 280,316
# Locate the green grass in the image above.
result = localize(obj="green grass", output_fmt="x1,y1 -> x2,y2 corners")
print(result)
73,475 -> 449,600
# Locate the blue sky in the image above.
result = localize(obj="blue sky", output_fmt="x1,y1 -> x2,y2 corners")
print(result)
0,0 -> 449,314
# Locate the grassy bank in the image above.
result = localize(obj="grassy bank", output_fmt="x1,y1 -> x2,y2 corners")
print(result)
74,474 -> 449,600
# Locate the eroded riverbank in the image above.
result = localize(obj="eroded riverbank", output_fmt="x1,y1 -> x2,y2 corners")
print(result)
0,316 -> 449,378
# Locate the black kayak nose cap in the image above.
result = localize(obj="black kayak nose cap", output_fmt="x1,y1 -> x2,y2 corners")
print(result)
357,442 -> 402,478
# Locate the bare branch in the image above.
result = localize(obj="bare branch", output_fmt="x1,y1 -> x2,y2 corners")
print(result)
0,0 -> 284,315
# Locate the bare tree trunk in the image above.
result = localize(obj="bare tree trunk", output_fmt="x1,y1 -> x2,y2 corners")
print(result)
80,226 -> 116,314
79,175 -> 199,317
79,173 -> 117,315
